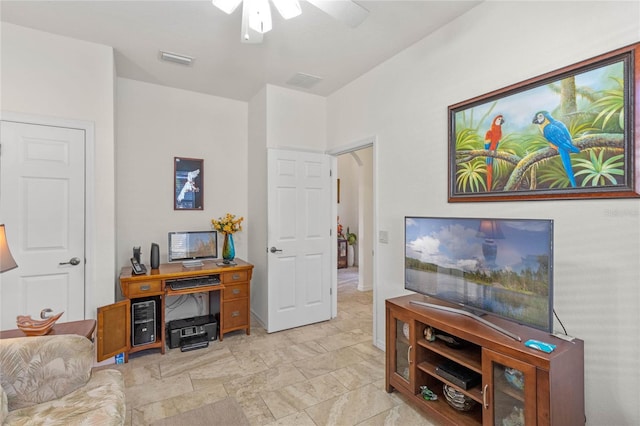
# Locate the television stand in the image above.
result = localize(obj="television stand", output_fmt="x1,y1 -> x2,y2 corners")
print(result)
409,300 -> 521,342
386,294 -> 584,425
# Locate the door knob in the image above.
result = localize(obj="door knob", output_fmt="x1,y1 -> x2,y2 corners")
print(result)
59,257 -> 81,266
269,247 -> 283,253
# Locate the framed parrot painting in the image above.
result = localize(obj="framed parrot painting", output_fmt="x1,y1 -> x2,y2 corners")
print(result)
448,42 -> 640,202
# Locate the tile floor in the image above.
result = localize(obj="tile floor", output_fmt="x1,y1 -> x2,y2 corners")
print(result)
105,267 -> 437,425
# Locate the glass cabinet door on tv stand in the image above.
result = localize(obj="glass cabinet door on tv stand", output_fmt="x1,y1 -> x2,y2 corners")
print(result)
482,349 -> 537,426
386,311 -> 416,394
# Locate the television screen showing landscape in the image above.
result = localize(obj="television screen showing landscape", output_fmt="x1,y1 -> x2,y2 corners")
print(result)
405,217 -> 553,331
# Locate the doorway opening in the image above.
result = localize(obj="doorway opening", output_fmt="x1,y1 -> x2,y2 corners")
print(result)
333,140 -> 375,340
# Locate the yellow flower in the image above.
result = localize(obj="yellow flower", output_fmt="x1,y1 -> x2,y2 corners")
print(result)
211,213 -> 244,234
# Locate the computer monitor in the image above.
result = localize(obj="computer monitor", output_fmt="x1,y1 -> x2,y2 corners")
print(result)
168,231 -> 218,264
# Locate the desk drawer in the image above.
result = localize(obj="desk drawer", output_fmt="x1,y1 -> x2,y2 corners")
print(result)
223,283 -> 248,300
223,299 -> 248,329
127,280 -> 162,297
222,270 -> 248,283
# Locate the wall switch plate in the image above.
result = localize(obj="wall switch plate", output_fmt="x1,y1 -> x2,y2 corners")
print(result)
379,230 -> 389,244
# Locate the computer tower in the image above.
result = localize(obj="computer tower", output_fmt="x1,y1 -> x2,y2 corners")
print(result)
132,299 -> 156,346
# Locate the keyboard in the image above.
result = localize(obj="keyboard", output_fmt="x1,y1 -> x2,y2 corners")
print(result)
168,275 -> 220,291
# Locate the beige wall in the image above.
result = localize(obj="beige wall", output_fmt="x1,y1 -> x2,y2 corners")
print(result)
327,2 -> 640,424
115,78 -> 248,271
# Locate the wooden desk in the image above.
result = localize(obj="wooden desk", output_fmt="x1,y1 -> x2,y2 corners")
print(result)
0,319 -> 96,340
97,259 -> 253,362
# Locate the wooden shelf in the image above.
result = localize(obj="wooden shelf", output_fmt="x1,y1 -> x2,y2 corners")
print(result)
408,389 -> 482,426
165,284 -> 223,296
417,360 -> 483,404
417,337 -> 481,373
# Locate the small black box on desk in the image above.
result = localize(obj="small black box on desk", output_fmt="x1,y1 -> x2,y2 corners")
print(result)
167,314 -> 217,349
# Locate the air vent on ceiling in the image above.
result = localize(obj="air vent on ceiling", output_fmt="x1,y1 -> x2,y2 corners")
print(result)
286,72 -> 323,89
159,51 -> 194,66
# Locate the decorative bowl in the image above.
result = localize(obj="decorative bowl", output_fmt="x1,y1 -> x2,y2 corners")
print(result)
442,384 -> 478,412
402,322 -> 410,339
502,405 -> 525,426
16,311 -> 64,336
504,367 -> 525,391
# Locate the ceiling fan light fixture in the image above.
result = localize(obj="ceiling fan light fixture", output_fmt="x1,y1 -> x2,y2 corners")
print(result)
212,0 -> 243,15
272,0 -> 301,20
217,0 -> 369,43
241,1 -> 264,43
247,0 -> 272,34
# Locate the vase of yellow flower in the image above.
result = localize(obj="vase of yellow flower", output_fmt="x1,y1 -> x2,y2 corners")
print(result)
211,213 -> 244,262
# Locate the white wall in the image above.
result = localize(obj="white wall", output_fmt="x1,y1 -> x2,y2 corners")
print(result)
265,85 -> 326,150
357,146 -> 373,292
327,2 -> 640,425
337,153 -> 359,244
1,23 -> 116,318
248,87 -> 268,325
116,78 -> 248,278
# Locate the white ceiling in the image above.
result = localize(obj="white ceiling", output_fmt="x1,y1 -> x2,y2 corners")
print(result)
1,1 -> 480,101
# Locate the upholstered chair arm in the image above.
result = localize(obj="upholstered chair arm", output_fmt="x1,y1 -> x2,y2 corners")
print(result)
0,335 -> 93,411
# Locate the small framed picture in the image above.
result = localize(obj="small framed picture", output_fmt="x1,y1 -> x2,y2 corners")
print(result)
174,157 -> 203,210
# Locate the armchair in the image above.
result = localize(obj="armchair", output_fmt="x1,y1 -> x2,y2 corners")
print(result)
0,334 -> 125,425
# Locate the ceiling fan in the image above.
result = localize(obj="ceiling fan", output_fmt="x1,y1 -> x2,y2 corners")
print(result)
212,0 -> 369,43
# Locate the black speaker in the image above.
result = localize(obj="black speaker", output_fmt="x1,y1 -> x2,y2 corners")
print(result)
150,243 -> 159,269
132,300 -> 156,346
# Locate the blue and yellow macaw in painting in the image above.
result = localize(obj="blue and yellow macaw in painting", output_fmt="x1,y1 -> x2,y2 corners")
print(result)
532,111 -> 580,187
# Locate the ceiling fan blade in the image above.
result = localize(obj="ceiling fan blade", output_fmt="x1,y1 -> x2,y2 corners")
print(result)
306,0 -> 369,28
212,0 -> 243,15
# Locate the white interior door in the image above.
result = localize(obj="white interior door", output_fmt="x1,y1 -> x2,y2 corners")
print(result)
0,121 -> 86,329
267,149 -> 332,333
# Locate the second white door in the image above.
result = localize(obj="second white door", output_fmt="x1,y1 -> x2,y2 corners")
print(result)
267,149 -> 332,333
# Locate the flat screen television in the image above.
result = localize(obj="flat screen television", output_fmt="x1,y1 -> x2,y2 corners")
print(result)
168,231 -> 218,263
405,216 -> 553,332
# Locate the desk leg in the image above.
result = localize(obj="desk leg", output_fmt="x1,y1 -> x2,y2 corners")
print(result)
207,290 -> 223,341
219,301 -> 224,341
160,294 -> 166,354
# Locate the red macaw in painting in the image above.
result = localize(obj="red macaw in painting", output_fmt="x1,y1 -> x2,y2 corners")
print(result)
484,114 -> 504,190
